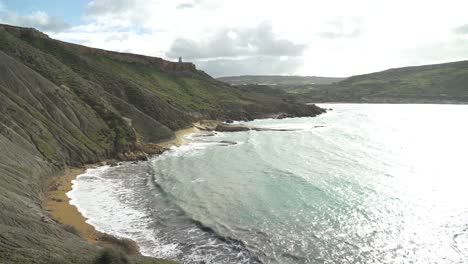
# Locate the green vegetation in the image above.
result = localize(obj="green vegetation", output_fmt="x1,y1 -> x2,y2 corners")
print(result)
223,63 -> 468,104
218,75 -> 345,86
94,248 -> 132,264
294,61 -> 467,103
97,234 -> 140,256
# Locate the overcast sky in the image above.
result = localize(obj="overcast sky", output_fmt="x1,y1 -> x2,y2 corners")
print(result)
1,0 -> 468,77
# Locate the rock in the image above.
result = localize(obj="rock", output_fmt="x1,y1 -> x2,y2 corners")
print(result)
251,127 -> 297,132
215,124 -> 251,132
142,143 -> 165,155
108,160 -> 118,167
191,132 -> 216,137
48,183 -> 60,192
225,119 -> 234,123
117,151 -> 148,162
195,120 -> 222,131
205,140 -> 238,145
276,113 -> 292,119
219,140 -> 238,145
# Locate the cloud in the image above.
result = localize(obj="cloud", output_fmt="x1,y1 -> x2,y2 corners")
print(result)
176,0 -> 205,9
454,24 -> 468,35
167,22 -> 306,59
0,11 -> 70,32
85,0 -> 152,26
165,22 -> 306,76
317,17 -> 363,39
86,0 -> 134,16
403,39 -> 468,64
30,0 -> 468,77
176,3 -> 195,9
196,56 -> 303,77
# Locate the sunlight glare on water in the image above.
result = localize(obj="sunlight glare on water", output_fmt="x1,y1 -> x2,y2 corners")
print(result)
69,104 -> 468,264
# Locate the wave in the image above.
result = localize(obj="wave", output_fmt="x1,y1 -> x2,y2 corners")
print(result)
148,146 -> 265,263
69,140 -> 265,263
69,105 -> 468,264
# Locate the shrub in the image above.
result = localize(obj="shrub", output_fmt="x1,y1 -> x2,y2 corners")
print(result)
98,234 -> 140,255
62,224 -> 80,237
94,248 -> 132,264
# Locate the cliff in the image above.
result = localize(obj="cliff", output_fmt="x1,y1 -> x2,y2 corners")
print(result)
0,24 -> 324,264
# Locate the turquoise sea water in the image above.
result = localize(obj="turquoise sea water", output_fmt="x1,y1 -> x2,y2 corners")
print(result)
69,104 -> 468,263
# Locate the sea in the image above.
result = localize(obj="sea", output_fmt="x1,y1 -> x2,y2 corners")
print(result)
67,104 -> 468,264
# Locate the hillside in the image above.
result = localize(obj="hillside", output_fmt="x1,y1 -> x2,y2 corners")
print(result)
228,62 -> 468,104
0,24 -> 324,264
301,60 -> 468,103
218,75 -> 345,85
218,75 -> 345,94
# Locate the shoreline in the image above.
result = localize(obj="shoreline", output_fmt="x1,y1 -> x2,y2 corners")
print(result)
46,166 -> 100,243
45,126 -> 200,246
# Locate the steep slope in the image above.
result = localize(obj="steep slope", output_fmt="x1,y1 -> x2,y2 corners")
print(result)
0,50 -> 104,263
0,24 -> 323,123
297,61 -> 468,103
0,24 -> 324,264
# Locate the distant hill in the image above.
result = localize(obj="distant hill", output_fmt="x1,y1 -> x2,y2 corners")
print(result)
220,62 -> 468,104
301,61 -> 468,103
218,75 -> 345,86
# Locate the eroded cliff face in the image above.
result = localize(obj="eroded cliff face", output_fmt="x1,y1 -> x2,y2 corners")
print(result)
0,24 -> 324,263
0,51 -> 103,263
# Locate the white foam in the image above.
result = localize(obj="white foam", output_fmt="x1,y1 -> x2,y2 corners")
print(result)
67,166 -> 181,259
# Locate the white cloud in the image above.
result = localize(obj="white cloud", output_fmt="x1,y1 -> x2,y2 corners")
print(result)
196,56 -> 303,77
167,22 -> 306,59
454,24 -> 468,35
29,0 -> 468,76
0,10 -> 70,32
317,17 -> 363,39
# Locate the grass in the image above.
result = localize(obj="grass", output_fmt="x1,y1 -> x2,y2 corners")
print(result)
290,61 -> 468,103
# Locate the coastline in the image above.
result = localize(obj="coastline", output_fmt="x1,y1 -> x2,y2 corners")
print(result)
157,126 -> 200,148
46,166 -> 99,243
45,126 -> 200,246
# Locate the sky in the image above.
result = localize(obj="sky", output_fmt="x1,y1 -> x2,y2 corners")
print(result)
0,0 -> 468,77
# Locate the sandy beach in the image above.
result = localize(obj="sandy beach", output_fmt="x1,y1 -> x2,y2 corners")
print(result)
46,167 -> 99,243
45,126 -> 199,244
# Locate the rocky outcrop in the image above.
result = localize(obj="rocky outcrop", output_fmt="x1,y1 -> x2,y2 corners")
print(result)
215,123 -> 251,132
117,151 -> 148,162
